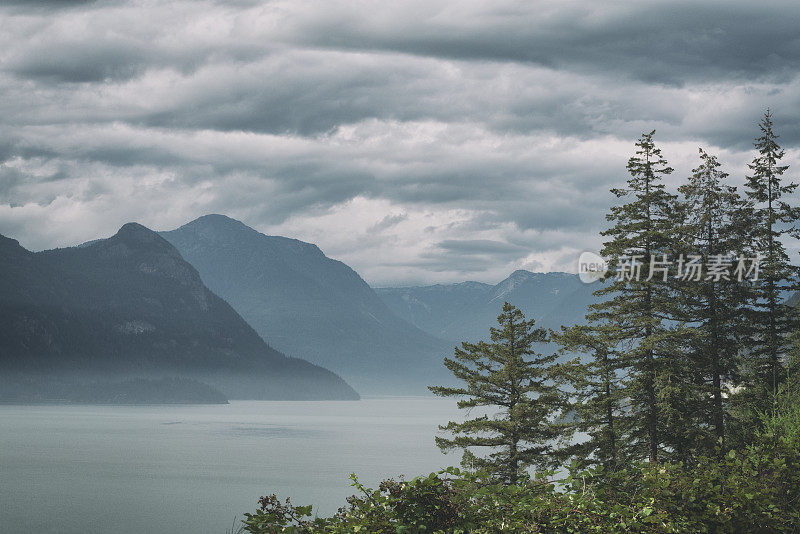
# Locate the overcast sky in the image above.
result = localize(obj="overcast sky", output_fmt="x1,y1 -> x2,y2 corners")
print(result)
1,0 -> 799,286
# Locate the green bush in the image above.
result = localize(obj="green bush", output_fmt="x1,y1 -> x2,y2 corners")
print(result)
243,409 -> 800,533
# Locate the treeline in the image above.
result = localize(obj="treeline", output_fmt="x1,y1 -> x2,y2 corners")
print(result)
242,111 -> 800,532
433,110 -> 800,477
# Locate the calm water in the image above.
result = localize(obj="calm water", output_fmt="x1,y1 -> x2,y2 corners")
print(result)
0,397 -> 467,534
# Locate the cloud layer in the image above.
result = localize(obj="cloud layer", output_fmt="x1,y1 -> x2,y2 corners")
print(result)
1,0 -> 799,285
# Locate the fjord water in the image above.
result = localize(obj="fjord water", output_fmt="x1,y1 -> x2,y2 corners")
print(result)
0,397 -> 464,534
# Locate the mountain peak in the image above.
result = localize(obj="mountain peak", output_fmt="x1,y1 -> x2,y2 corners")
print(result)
164,214 -> 327,261
169,214 -> 264,244
82,222 -> 183,264
191,213 -> 244,226
491,270 -> 534,299
181,214 -> 253,233
116,222 -> 156,240
111,222 -> 176,251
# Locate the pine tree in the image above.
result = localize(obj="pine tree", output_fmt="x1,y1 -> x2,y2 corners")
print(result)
674,148 -> 749,450
551,323 -> 628,471
429,302 -> 563,484
590,131 -> 686,463
741,110 -> 800,410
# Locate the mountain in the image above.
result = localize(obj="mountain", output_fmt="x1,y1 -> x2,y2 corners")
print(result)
375,270 -> 600,345
0,223 -> 358,400
160,214 -> 449,393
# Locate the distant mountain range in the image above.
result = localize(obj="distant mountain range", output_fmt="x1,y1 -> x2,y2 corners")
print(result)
0,223 -> 358,401
375,270 -> 600,345
160,215 -> 450,393
1,213 -> 608,401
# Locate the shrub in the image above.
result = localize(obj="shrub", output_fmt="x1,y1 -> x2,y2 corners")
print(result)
243,408 -> 800,533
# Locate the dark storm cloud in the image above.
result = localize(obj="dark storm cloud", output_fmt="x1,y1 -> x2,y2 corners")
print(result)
10,42 -> 149,83
286,1 -> 800,85
1,0 -> 798,284
138,61 -> 407,135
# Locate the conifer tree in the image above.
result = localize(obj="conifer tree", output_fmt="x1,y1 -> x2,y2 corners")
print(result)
674,149 -> 749,450
551,323 -> 628,471
741,110 -> 800,409
429,303 -> 563,485
590,131 -> 685,463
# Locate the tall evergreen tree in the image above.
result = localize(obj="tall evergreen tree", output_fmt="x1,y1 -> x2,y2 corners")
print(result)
741,110 -> 800,409
429,303 -> 563,485
551,323 -> 628,471
674,149 -> 749,450
590,131 -> 686,463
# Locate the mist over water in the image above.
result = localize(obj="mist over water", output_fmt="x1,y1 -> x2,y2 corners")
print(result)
0,398 -> 466,534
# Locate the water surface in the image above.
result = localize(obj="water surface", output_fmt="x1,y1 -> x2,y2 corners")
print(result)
0,397 -> 465,534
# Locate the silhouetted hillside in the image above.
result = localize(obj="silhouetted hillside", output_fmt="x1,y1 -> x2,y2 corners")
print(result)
0,224 -> 358,401
160,215 -> 449,393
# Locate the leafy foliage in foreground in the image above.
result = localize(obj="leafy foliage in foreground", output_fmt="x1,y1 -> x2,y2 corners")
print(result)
243,405 -> 800,533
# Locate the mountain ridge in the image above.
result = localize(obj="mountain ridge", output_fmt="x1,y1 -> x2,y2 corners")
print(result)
375,270 -> 598,345
160,214 -> 451,394
0,223 -> 359,400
